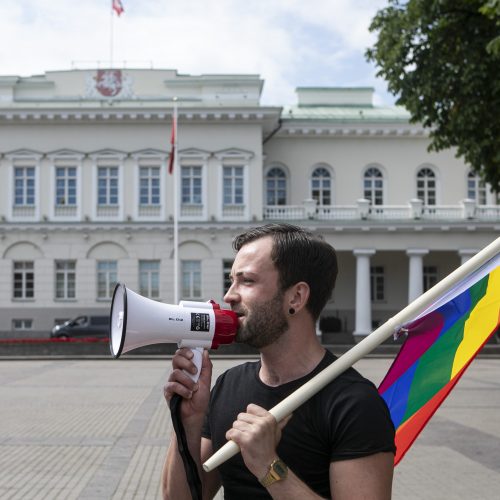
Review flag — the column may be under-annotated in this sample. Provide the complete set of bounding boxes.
[353,249,375,340]
[406,248,429,303]
[303,198,317,219]
[458,249,478,265]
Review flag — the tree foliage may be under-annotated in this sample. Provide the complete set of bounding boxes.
[366,0,500,193]
[480,0,500,54]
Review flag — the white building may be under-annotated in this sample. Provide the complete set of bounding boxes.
[0,68,498,338]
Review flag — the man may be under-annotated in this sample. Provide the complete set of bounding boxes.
[163,223,395,499]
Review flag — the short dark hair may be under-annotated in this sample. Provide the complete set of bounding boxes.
[232,223,338,320]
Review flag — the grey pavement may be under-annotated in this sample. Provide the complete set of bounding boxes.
[0,355,499,499]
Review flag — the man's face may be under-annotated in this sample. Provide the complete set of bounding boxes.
[224,236,289,349]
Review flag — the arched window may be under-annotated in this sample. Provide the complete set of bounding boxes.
[363,167,384,205]
[311,167,332,206]
[265,167,287,205]
[467,171,487,205]
[416,167,436,205]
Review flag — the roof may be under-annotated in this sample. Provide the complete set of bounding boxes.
[282,105,411,123]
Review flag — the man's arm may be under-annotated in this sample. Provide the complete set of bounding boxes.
[256,451,393,500]
[330,452,394,500]
[226,404,394,499]
[225,404,324,499]
[250,452,394,500]
[162,436,221,500]
[162,348,221,500]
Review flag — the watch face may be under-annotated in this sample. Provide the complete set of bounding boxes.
[260,459,288,487]
[273,460,287,477]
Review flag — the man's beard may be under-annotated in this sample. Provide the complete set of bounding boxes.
[235,291,289,349]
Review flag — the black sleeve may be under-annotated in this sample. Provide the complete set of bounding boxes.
[328,381,396,461]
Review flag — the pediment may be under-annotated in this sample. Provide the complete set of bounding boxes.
[88,148,128,159]
[4,148,44,159]
[130,148,168,159]
[46,148,85,159]
[178,148,211,159]
[213,148,254,160]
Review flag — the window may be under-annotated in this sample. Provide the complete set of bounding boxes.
[98,167,119,205]
[467,171,487,205]
[97,260,117,299]
[182,166,203,204]
[13,261,34,299]
[266,167,287,205]
[223,166,244,205]
[55,261,76,299]
[311,167,331,206]
[90,317,110,326]
[216,150,251,218]
[223,259,234,295]
[182,260,202,299]
[423,266,438,292]
[56,167,77,206]
[364,167,384,205]
[370,266,385,302]
[139,260,160,299]
[12,319,33,331]
[14,167,35,206]
[139,167,160,205]
[54,318,70,326]
[417,168,436,205]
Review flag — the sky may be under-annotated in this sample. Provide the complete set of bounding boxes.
[0,0,396,106]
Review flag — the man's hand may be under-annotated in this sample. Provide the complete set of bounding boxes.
[225,404,292,480]
[162,349,222,499]
[163,348,212,424]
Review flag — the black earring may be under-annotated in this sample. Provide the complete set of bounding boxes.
[289,307,295,315]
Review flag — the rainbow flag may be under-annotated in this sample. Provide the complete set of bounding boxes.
[378,255,500,465]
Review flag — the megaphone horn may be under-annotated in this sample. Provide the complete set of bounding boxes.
[109,283,238,363]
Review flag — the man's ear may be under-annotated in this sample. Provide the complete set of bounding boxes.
[286,281,310,313]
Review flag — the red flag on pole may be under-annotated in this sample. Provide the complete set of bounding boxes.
[112,0,124,16]
[168,114,177,175]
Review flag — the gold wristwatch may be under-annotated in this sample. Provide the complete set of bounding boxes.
[259,458,288,488]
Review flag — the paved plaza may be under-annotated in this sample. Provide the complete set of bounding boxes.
[0,354,499,499]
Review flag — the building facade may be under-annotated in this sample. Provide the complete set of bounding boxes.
[0,68,498,338]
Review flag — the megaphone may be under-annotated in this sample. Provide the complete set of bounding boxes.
[109,283,238,379]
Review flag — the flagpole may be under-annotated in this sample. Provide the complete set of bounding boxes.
[203,235,500,472]
[110,5,114,67]
[172,99,179,304]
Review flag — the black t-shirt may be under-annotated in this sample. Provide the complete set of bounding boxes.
[202,351,395,498]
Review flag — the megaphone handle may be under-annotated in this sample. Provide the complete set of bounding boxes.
[184,347,204,383]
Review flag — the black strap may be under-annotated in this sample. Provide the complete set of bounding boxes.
[169,393,203,500]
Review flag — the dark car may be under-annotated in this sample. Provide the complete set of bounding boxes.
[51,315,110,339]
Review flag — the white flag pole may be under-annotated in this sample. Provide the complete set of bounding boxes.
[203,235,500,472]
[172,99,179,304]
[110,4,114,68]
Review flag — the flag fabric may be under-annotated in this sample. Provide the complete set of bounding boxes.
[378,254,500,465]
[168,114,177,175]
[112,0,124,16]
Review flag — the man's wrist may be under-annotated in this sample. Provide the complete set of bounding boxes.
[259,457,288,488]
